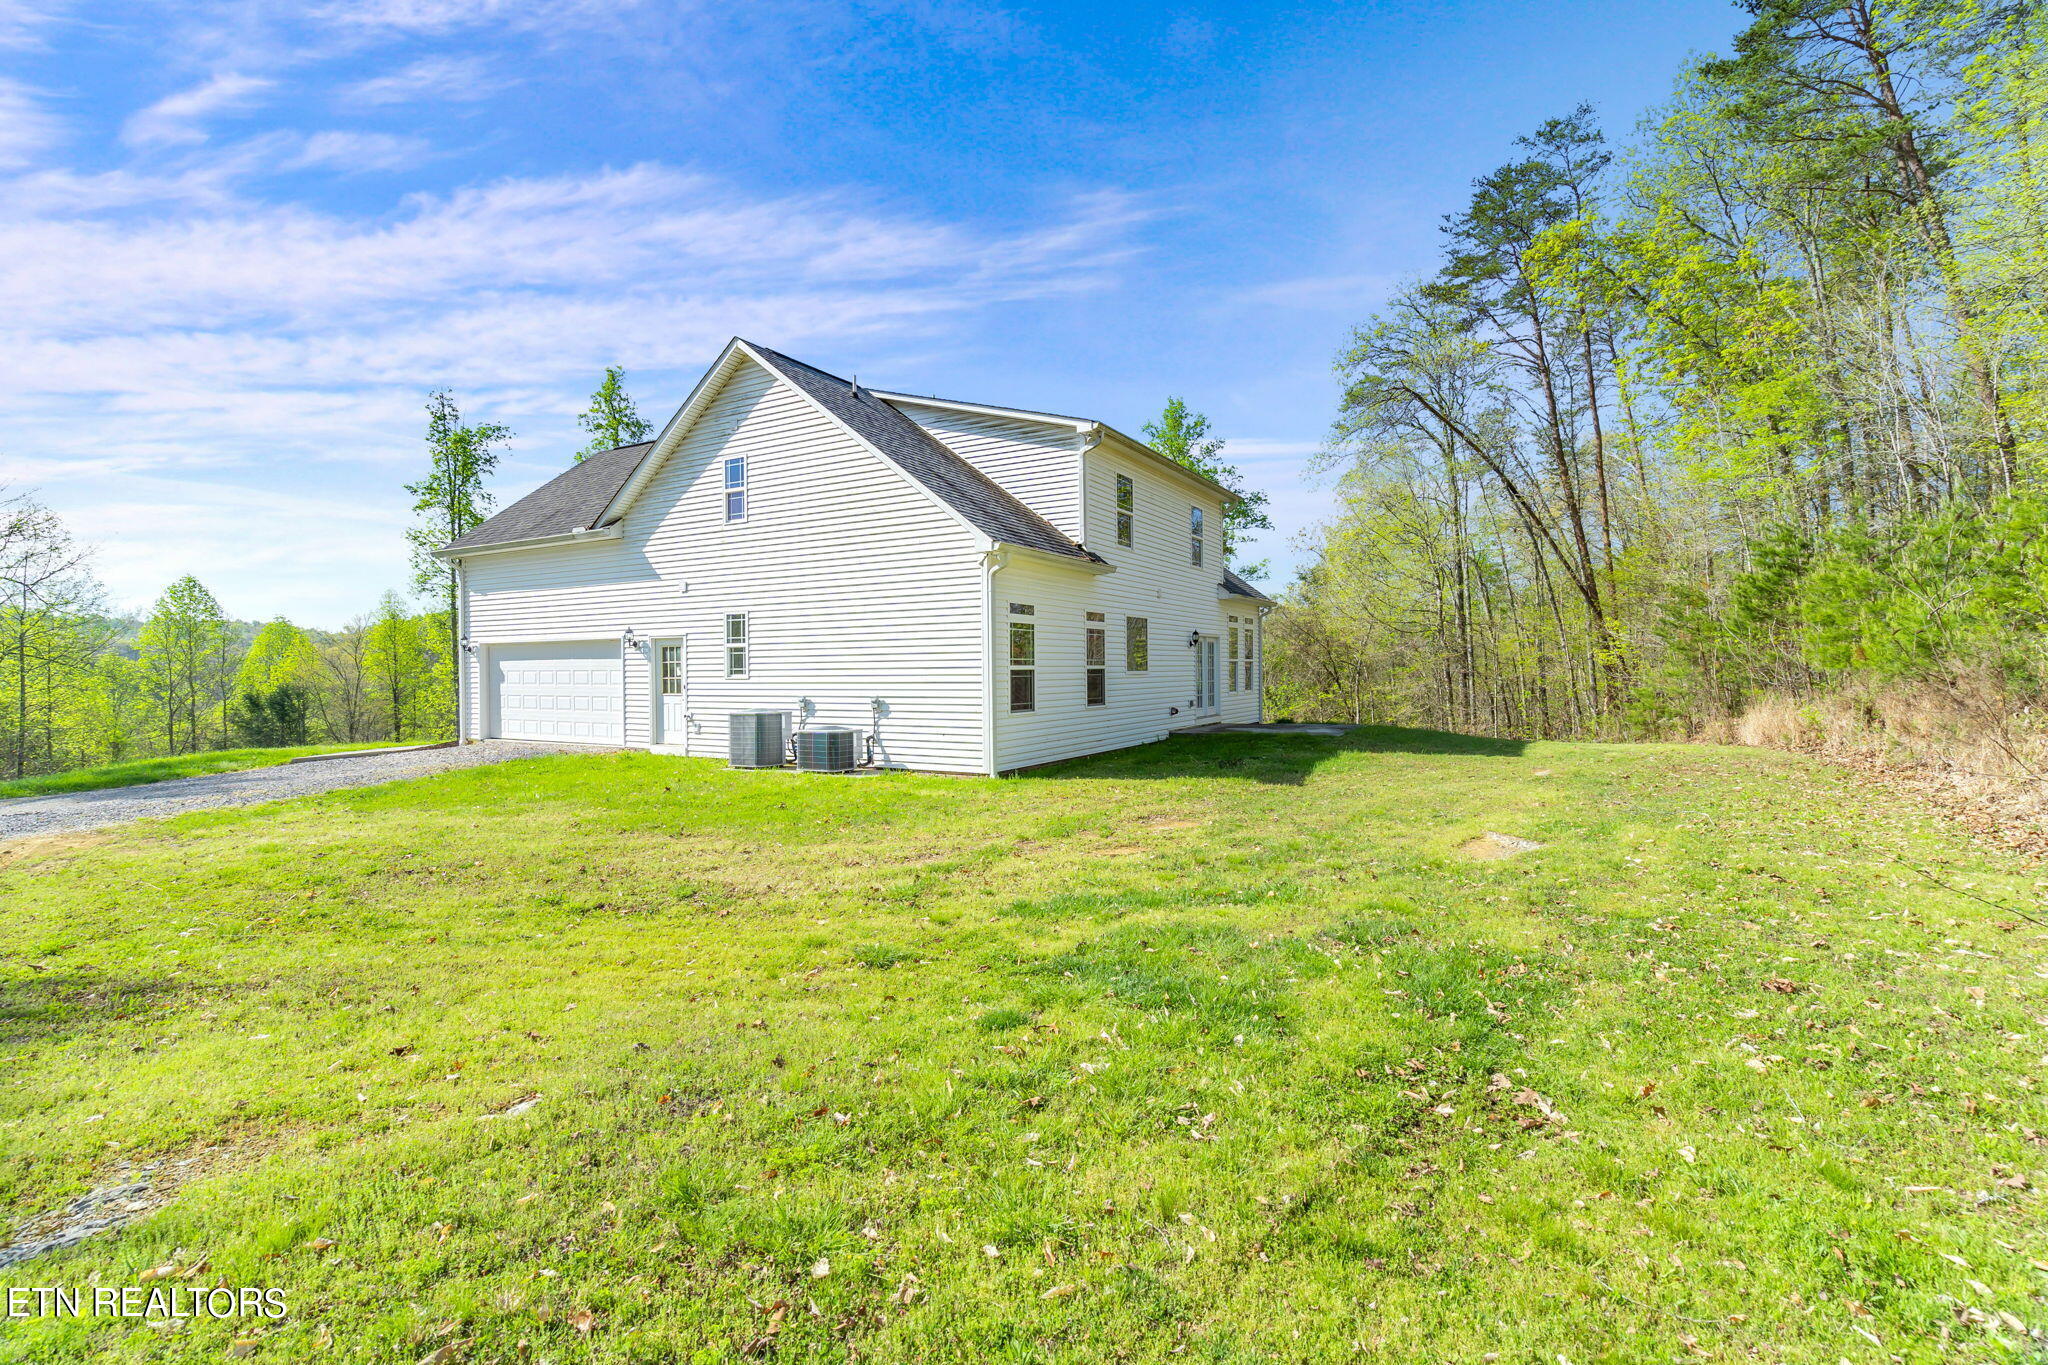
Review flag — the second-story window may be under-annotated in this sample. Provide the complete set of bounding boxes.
[1115,474,1134,547]
[724,456,747,522]
[1190,506,1204,567]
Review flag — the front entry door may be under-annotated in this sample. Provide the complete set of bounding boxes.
[655,639,688,744]
[1195,636,1220,715]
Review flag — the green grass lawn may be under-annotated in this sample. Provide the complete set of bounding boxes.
[1,728,2041,1363]
[0,744,411,799]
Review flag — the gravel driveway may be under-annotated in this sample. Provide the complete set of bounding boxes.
[0,741,591,842]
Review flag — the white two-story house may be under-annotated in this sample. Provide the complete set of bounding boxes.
[434,338,1270,775]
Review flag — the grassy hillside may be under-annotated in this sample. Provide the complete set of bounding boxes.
[0,744,408,799]
[0,729,2040,1362]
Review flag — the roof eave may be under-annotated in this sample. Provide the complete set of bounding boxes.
[1090,424,1242,506]
[999,542,1116,575]
[871,390,1092,432]
[434,524,624,560]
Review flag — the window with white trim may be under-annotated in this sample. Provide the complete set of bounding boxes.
[1008,620,1036,712]
[660,644,683,694]
[723,456,747,522]
[1115,474,1134,547]
[1190,506,1205,567]
[1085,623,1107,706]
[1228,619,1240,692]
[1126,617,1148,671]
[725,613,748,676]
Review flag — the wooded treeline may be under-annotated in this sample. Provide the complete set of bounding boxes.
[1268,0,2048,764]
[0,490,454,779]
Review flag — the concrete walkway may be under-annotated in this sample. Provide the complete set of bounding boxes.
[0,741,588,842]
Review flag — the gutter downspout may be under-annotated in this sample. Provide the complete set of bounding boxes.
[621,632,635,747]
[454,558,468,742]
[1255,604,1272,724]
[982,546,1008,777]
[1077,424,1103,544]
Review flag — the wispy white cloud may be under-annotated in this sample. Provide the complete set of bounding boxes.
[0,76,59,168]
[0,146,1143,617]
[339,54,501,106]
[1234,271,1398,311]
[121,73,273,149]
[284,129,434,171]
[310,0,650,37]
[0,0,65,50]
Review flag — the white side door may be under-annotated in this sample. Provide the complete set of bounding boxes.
[1195,636,1220,715]
[654,638,688,745]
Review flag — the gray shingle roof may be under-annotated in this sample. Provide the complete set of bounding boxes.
[1220,568,1272,602]
[442,442,651,552]
[440,342,1107,561]
[742,343,1098,562]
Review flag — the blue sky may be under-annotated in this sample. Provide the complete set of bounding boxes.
[1,0,1743,626]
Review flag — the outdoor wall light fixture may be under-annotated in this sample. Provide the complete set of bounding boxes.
[620,628,642,650]
[1186,631,1201,648]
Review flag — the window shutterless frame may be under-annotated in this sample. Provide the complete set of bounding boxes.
[1008,621,1035,712]
[723,456,747,522]
[1115,473,1134,547]
[1190,505,1204,567]
[1085,625,1106,706]
[1125,616,1148,671]
[724,613,748,676]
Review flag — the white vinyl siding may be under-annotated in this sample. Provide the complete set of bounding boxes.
[988,443,1256,770]
[460,355,988,772]
[888,401,1085,542]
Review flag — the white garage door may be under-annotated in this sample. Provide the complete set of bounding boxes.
[488,641,623,743]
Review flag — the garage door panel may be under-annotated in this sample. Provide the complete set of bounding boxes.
[488,641,622,742]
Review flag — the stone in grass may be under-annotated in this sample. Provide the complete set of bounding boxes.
[1460,831,1545,860]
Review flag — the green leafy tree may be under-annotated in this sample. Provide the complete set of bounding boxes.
[1703,0,2026,480]
[135,576,234,754]
[406,390,511,729]
[235,617,320,696]
[74,653,148,765]
[0,495,108,777]
[575,365,652,460]
[365,591,439,743]
[1141,398,1273,572]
